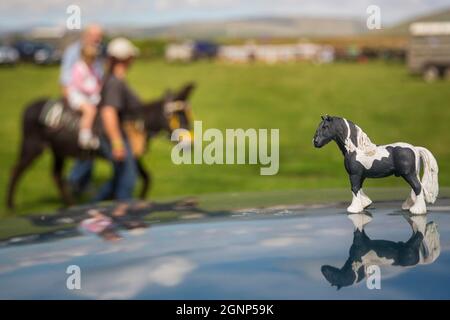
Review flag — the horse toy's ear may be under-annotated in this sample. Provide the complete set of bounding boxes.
[321,115,331,121]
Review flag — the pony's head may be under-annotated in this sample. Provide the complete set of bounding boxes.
[162,82,196,148]
[142,82,196,144]
[313,115,341,148]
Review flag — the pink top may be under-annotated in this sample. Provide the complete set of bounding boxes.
[81,216,113,234]
[69,60,101,104]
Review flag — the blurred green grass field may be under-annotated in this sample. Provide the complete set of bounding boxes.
[0,60,449,215]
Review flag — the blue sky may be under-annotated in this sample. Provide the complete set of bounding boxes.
[0,0,449,30]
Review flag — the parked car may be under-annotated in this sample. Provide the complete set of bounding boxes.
[165,42,194,62]
[14,40,61,65]
[192,41,218,60]
[33,45,61,65]
[166,40,218,62]
[0,195,448,299]
[0,45,19,65]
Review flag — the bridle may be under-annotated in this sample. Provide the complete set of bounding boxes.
[163,100,193,131]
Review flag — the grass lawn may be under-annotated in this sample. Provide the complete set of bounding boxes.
[0,60,449,216]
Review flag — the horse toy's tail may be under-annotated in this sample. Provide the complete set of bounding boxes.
[417,147,439,204]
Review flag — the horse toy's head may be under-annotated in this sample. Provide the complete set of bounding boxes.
[313,115,340,148]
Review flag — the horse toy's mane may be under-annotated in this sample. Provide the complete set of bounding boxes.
[342,118,378,156]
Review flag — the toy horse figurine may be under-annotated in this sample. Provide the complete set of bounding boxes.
[313,115,439,214]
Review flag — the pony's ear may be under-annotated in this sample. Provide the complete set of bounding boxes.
[186,81,196,89]
[321,115,332,121]
[164,89,174,102]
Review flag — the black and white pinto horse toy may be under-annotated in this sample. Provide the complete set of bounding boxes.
[313,115,439,214]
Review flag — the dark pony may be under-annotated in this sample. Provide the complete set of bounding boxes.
[313,115,438,214]
[7,82,196,209]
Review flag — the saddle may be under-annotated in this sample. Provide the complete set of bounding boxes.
[39,99,81,133]
[39,99,147,156]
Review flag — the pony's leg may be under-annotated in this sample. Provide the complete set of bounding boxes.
[7,139,44,209]
[136,158,152,200]
[402,173,426,214]
[52,152,74,206]
[402,189,416,210]
[347,174,364,213]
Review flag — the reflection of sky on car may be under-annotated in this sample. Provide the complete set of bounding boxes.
[0,203,450,299]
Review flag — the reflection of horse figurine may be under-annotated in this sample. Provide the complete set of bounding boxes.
[7,83,196,209]
[321,212,440,290]
[313,115,439,214]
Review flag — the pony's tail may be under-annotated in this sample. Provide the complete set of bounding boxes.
[417,147,439,203]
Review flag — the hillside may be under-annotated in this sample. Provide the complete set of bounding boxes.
[381,7,450,36]
[110,16,366,39]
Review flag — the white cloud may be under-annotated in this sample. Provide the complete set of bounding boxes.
[261,236,311,247]
[78,256,196,299]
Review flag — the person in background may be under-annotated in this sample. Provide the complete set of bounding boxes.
[61,24,104,94]
[60,24,104,195]
[94,37,140,201]
[67,43,101,149]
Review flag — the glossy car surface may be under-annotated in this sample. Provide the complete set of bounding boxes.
[0,195,449,299]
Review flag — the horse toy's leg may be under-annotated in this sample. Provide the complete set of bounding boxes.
[347,174,366,213]
[402,172,426,214]
[347,175,372,213]
[401,147,438,214]
[402,189,416,211]
[359,189,372,209]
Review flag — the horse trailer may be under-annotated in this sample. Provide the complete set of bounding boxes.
[408,22,450,81]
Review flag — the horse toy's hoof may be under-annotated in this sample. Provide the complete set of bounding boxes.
[347,204,364,213]
[409,202,428,215]
[402,197,415,210]
[409,207,427,215]
[313,115,439,215]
